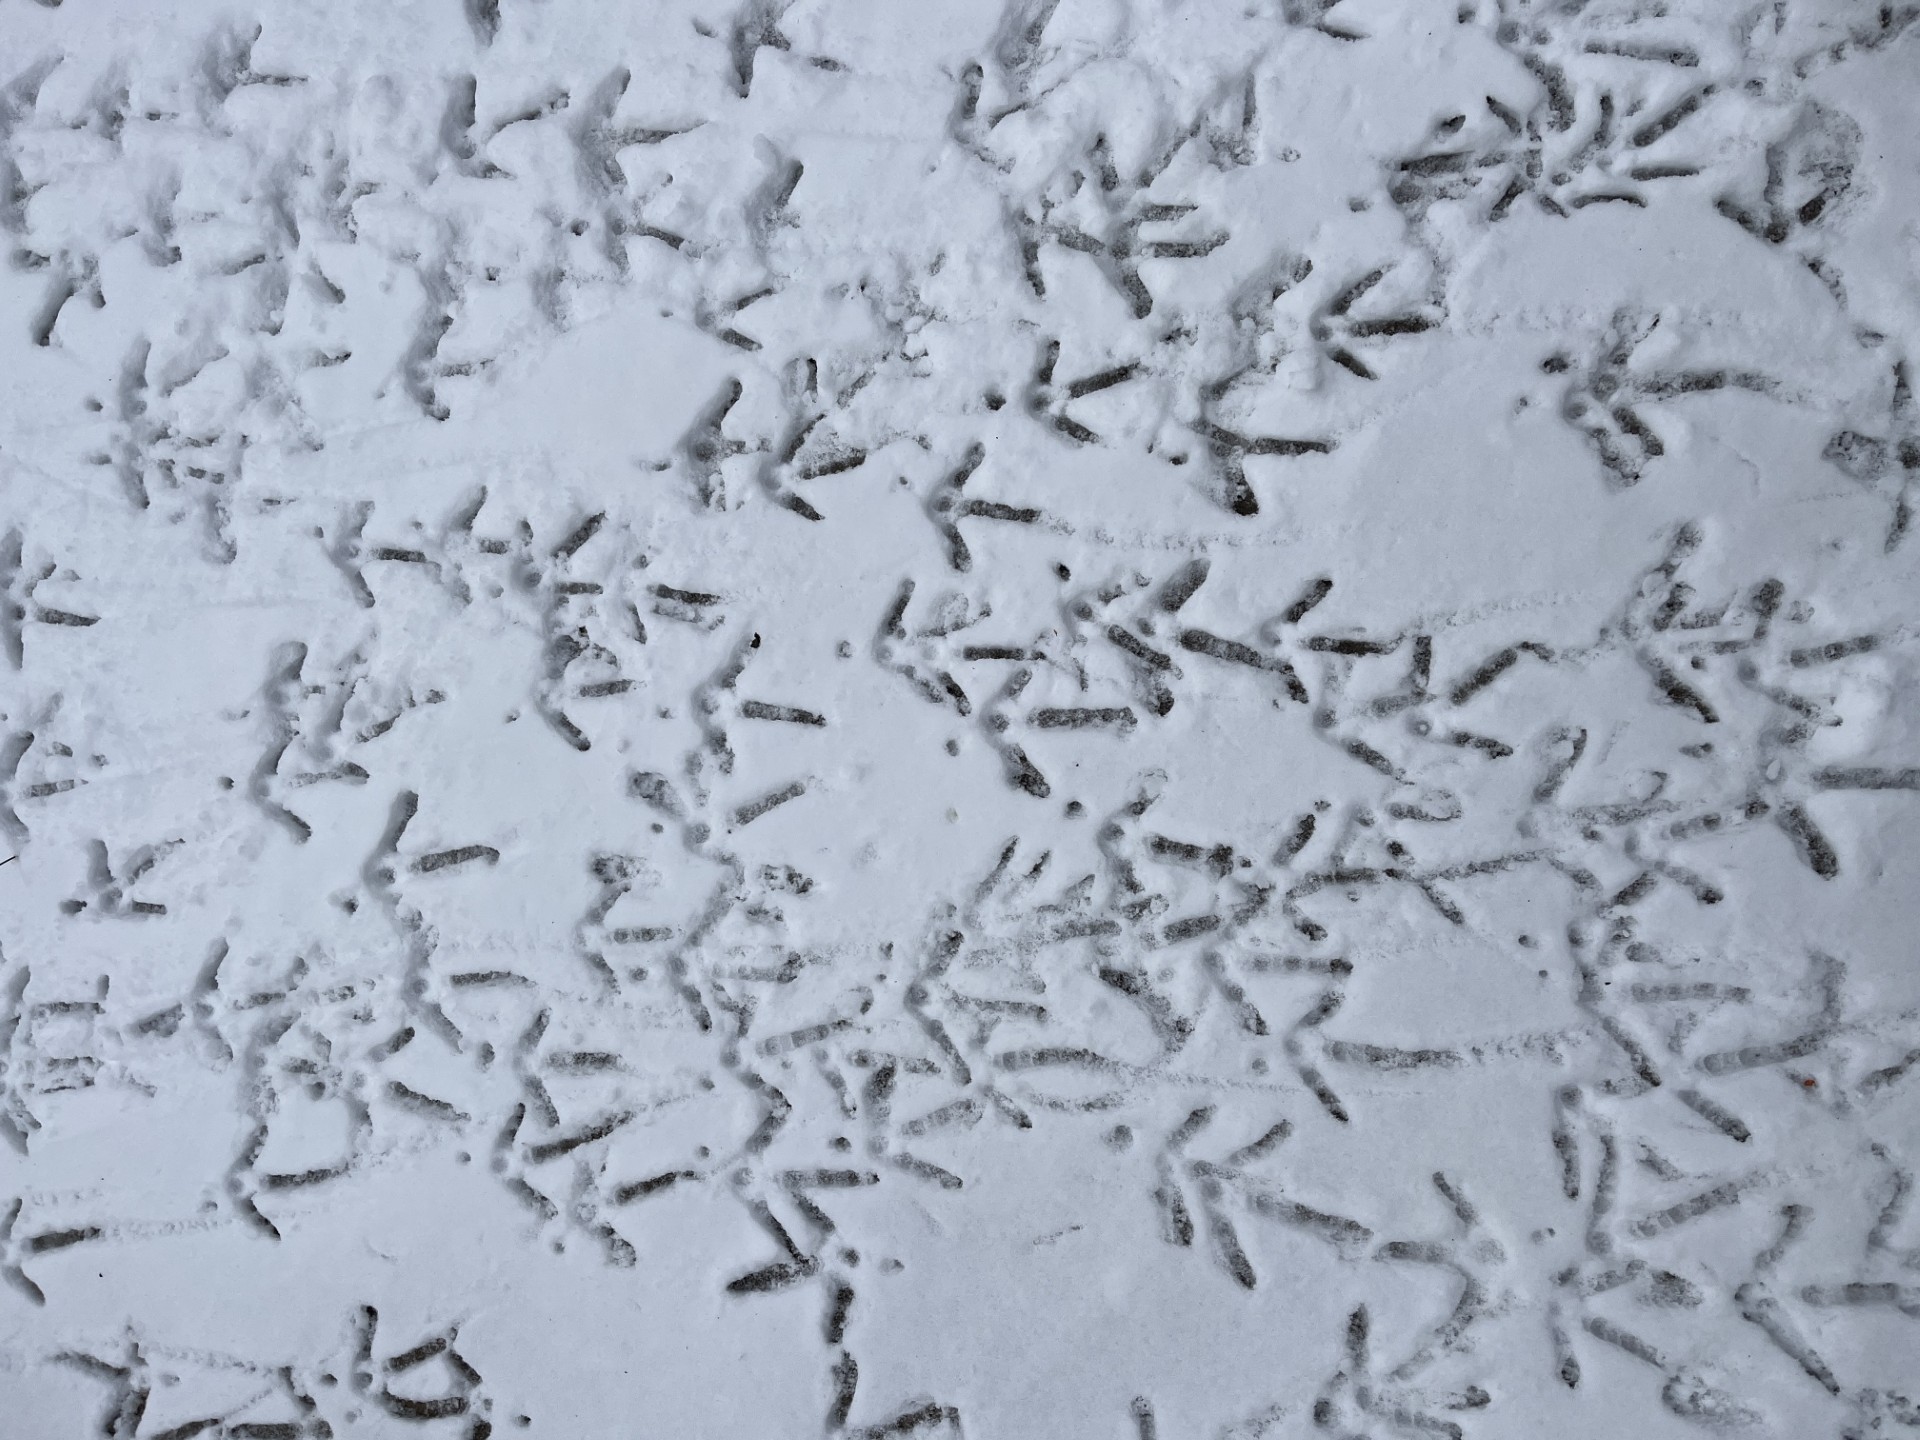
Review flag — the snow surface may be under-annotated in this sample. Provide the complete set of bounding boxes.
[2,0,1919,1435]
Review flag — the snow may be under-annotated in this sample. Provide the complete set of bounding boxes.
[2,1,1919,1436]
